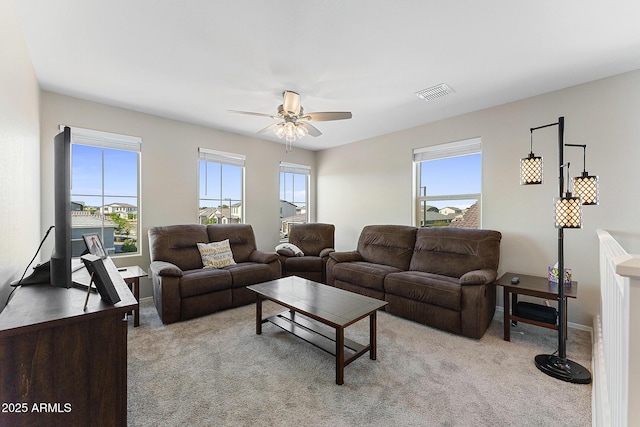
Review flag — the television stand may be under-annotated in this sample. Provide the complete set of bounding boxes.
[0,259,137,426]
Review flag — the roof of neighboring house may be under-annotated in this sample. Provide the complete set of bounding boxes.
[71,211,117,228]
[198,207,239,220]
[418,211,452,222]
[449,202,479,229]
[281,213,307,223]
[104,202,137,208]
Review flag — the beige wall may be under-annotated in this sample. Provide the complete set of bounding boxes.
[0,0,41,305]
[317,69,640,326]
[39,92,316,298]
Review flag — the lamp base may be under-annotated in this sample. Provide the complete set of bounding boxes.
[534,354,592,384]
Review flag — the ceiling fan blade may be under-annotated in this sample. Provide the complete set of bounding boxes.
[303,111,352,122]
[298,122,322,137]
[257,123,279,134]
[228,110,278,119]
[282,91,301,116]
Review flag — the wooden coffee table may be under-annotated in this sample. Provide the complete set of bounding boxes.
[247,276,388,385]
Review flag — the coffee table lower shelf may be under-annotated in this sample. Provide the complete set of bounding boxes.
[266,311,370,365]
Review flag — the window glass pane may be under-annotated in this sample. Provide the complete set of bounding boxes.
[419,154,481,196]
[104,150,138,196]
[416,148,481,229]
[221,163,242,201]
[71,144,102,196]
[199,161,221,201]
[71,141,140,257]
[280,171,308,240]
[198,159,243,225]
[417,198,479,228]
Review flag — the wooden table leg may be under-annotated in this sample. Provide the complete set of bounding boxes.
[503,287,510,341]
[336,327,344,385]
[370,311,377,360]
[256,296,263,335]
[124,277,140,327]
[132,278,139,327]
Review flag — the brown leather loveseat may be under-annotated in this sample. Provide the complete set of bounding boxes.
[326,225,501,338]
[148,223,280,324]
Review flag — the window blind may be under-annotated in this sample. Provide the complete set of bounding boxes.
[198,147,246,166]
[280,162,311,175]
[413,137,481,162]
[61,125,141,152]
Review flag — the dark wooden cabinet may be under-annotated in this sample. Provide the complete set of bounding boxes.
[0,260,137,427]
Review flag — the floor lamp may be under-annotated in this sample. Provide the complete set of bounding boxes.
[520,116,593,384]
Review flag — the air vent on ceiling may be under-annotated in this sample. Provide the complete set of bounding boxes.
[415,83,454,101]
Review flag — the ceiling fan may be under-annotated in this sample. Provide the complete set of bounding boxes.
[229,91,352,151]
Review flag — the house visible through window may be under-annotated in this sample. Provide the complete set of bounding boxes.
[414,138,482,228]
[68,126,141,257]
[198,148,245,225]
[280,162,310,240]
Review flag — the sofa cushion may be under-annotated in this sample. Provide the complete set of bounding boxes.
[148,224,209,271]
[207,224,257,263]
[332,261,402,292]
[225,262,277,288]
[384,271,462,311]
[357,225,417,270]
[284,256,323,273]
[409,228,501,278]
[179,268,232,298]
[197,240,237,269]
[288,223,335,257]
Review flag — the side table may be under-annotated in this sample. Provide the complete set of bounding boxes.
[495,272,578,341]
[118,265,147,327]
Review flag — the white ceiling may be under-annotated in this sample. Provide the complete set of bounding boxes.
[13,0,640,151]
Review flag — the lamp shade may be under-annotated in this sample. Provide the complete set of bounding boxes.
[520,153,543,185]
[554,194,583,228]
[573,172,599,205]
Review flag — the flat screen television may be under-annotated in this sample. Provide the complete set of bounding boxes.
[50,126,72,288]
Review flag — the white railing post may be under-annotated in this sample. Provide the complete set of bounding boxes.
[596,229,640,427]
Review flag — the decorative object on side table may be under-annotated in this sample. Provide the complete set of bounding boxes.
[519,116,596,384]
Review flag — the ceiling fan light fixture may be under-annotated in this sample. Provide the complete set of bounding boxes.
[415,83,454,102]
[274,123,285,139]
[295,124,308,138]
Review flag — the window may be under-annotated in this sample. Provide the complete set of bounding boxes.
[68,126,141,257]
[198,148,245,225]
[414,138,481,228]
[279,162,310,240]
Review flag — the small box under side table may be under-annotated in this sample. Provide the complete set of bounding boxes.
[118,266,147,327]
[495,272,578,341]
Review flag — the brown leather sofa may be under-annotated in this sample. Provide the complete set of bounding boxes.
[148,223,280,324]
[278,223,335,283]
[326,225,501,339]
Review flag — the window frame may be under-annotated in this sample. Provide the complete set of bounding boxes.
[197,148,246,225]
[413,138,482,228]
[279,162,310,240]
[66,125,142,257]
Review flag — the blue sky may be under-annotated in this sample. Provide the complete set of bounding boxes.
[71,145,138,207]
[419,153,481,209]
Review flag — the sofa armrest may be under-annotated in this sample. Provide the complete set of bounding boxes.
[249,250,279,264]
[329,251,363,263]
[150,260,183,277]
[459,269,497,286]
[319,248,335,258]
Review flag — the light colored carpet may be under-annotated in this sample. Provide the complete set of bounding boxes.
[127,299,592,427]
